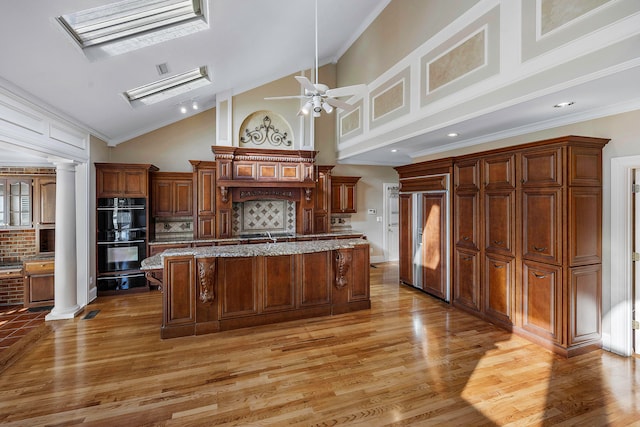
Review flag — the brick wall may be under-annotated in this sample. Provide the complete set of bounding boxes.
[0,229,36,305]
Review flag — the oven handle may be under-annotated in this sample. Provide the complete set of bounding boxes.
[97,273,146,280]
[97,240,146,245]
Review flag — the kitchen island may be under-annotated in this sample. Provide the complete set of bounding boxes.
[141,238,370,338]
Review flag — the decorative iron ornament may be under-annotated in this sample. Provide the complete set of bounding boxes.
[241,116,292,147]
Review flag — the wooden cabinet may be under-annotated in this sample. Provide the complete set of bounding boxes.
[331,176,360,213]
[151,172,193,217]
[23,259,54,308]
[397,135,608,356]
[96,163,158,198]
[313,166,333,233]
[190,161,216,239]
[34,177,56,254]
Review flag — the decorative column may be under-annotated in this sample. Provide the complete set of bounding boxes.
[46,160,83,320]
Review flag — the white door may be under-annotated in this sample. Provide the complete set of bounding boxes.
[384,183,400,262]
[634,169,640,354]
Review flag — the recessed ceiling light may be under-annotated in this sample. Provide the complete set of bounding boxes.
[553,101,575,108]
[180,105,187,114]
[391,149,398,153]
[447,132,459,137]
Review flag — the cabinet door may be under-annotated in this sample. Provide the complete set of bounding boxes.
[299,251,331,307]
[398,194,413,285]
[331,183,342,212]
[173,180,193,216]
[522,188,562,264]
[522,260,562,344]
[483,154,515,190]
[484,253,514,327]
[420,192,448,300]
[454,158,480,191]
[568,187,601,266]
[122,169,148,197]
[484,189,514,256]
[96,169,121,197]
[342,183,357,213]
[262,255,296,312]
[218,257,259,318]
[152,180,173,217]
[454,191,479,250]
[8,179,32,227]
[349,245,370,302]
[197,168,216,216]
[36,178,56,226]
[453,248,480,313]
[26,274,55,306]
[521,147,562,187]
[568,264,601,347]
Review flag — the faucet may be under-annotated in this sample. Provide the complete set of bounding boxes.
[266,231,277,243]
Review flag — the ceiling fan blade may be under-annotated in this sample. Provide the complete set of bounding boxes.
[264,95,306,100]
[325,84,367,98]
[325,97,357,112]
[295,76,318,94]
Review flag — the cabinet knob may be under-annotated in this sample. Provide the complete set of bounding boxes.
[533,245,547,252]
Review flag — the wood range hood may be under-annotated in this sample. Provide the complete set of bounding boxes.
[211,147,318,237]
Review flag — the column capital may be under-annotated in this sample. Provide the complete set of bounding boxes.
[48,158,78,171]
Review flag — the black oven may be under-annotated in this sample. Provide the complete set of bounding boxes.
[97,198,147,242]
[97,272,147,292]
[97,240,146,273]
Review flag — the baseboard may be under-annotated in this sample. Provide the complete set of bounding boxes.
[370,255,386,264]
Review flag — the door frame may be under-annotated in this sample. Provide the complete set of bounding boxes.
[610,155,640,356]
[382,183,400,262]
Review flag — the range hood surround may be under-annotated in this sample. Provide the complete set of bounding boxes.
[212,147,317,238]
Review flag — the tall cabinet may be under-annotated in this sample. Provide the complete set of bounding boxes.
[397,136,608,357]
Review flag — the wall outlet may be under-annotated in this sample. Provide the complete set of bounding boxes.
[367,208,376,214]
[376,216,382,222]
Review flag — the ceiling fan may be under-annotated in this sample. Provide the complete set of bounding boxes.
[265,0,366,117]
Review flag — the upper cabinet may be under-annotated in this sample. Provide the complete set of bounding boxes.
[314,166,333,233]
[331,176,360,213]
[34,177,56,254]
[96,163,158,198]
[0,178,32,228]
[151,172,193,217]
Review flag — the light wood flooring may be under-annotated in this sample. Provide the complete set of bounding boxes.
[0,263,639,426]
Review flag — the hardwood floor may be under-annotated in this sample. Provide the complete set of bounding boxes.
[0,263,638,426]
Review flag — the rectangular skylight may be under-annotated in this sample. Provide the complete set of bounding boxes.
[58,0,203,47]
[124,66,210,106]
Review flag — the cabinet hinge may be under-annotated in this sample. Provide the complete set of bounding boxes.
[633,183,640,193]
[633,320,640,330]
[633,252,640,262]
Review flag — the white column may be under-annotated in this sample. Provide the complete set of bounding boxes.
[46,161,83,320]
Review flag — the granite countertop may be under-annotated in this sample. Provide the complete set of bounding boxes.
[148,231,364,246]
[141,237,368,270]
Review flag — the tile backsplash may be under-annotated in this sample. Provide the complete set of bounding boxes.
[232,200,295,235]
[154,217,193,240]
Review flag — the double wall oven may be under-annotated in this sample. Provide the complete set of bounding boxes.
[97,198,148,292]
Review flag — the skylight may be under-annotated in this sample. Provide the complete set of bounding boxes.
[57,0,207,59]
[124,66,210,107]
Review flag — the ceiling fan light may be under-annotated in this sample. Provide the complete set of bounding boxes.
[301,101,312,115]
[313,97,322,113]
[322,102,333,114]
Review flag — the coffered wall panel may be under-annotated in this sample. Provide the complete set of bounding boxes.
[370,68,411,130]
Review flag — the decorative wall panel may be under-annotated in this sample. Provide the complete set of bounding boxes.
[522,0,637,60]
[339,100,363,142]
[420,7,500,106]
[428,30,485,92]
[370,68,410,129]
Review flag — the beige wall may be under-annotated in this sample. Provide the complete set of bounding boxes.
[337,0,480,86]
[109,109,216,172]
